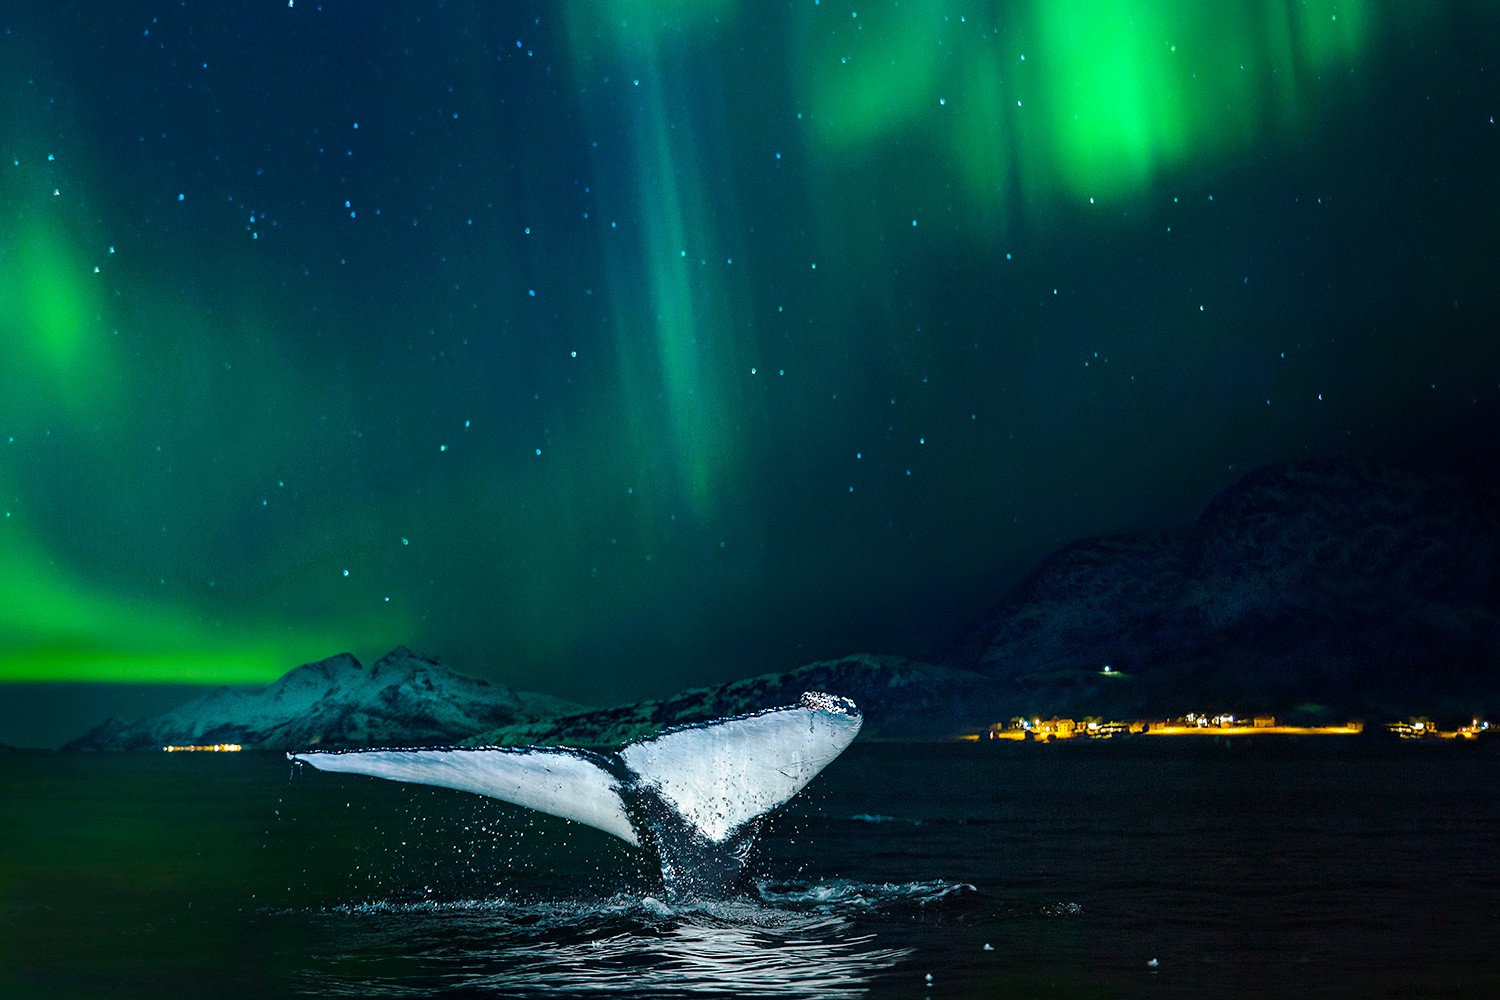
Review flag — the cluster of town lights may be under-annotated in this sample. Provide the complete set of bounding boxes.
[974,715,1491,742]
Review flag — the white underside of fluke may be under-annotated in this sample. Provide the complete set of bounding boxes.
[288,692,862,849]
[290,744,640,844]
[619,698,861,843]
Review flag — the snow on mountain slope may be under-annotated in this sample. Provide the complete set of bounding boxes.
[63,647,584,751]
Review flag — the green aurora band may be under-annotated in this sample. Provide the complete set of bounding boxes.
[0,0,1485,686]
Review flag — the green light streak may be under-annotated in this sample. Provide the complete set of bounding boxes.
[634,68,742,516]
[564,9,752,520]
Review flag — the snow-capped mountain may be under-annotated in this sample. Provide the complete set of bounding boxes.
[63,647,583,751]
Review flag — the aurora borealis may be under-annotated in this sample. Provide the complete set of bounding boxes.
[2,2,1498,743]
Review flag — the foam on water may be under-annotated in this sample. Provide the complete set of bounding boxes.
[304,876,974,924]
[755,876,977,912]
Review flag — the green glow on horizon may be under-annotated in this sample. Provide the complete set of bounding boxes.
[0,531,405,685]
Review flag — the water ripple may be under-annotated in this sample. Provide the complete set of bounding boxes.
[289,881,963,997]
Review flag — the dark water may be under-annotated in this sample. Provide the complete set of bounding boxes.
[3,741,1497,998]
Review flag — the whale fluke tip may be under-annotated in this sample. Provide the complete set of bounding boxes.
[799,691,859,716]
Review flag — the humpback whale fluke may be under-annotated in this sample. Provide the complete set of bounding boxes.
[288,691,862,898]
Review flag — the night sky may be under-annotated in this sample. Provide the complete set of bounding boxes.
[3,2,1498,746]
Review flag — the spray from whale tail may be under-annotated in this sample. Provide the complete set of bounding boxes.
[288,691,862,898]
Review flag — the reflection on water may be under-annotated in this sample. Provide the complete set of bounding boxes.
[292,882,952,998]
[484,920,892,999]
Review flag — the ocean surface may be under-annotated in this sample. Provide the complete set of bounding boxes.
[3,740,1497,999]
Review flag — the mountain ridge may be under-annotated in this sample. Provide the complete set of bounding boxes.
[62,646,583,751]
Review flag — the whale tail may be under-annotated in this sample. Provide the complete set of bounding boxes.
[288,691,862,898]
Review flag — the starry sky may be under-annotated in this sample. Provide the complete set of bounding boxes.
[2,1,1498,745]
